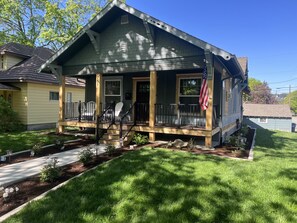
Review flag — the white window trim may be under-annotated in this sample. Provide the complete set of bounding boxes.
[177,74,202,101]
[103,76,123,106]
[259,117,268,123]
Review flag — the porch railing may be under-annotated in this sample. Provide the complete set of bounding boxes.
[65,101,96,121]
[155,104,206,128]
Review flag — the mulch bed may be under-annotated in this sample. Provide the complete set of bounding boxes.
[0,148,130,217]
[0,138,94,167]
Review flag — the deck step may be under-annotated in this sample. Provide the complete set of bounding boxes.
[100,130,135,147]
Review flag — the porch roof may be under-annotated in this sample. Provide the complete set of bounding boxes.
[40,0,244,79]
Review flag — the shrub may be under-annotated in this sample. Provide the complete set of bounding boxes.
[0,97,24,132]
[106,144,116,156]
[132,133,149,146]
[78,147,93,165]
[40,157,61,183]
[31,142,43,155]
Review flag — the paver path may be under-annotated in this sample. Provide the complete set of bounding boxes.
[0,144,106,187]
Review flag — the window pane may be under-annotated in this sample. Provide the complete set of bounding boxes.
[49,92,59,101]
[180,78,200,96]
[105,81,121,95]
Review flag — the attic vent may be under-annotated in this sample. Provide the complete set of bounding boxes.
[121,15,129,24]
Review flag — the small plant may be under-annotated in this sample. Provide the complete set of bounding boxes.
[78,147,93,166]
[106,144,116,156]
[132,133,149,146]
[55,139,65,150]
[1,186,20,202]
[31,142,43,156]
[40,157,61,183]
[225,135,246,150]
[240,124,249,137]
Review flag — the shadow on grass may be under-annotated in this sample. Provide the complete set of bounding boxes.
[7,148,294,223]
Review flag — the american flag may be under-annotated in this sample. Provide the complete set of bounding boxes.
[199,66,209,111]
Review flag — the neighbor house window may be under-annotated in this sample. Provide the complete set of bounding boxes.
[49,91,59,101]
[259,117,267,123]
[104,79,122,106]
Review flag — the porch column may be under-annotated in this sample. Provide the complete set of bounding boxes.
[205,51,214,147]
[96,73,102,116]
[58,75,65,133]
[149,70,157,141]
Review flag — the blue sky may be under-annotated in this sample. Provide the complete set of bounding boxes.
[127,0,297,94]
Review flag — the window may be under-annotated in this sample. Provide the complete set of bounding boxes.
[177,74,202,114]
[66,92,72,103]
[259,117,268,123]
[178,76,201,105]
[104,79,122,106]
[49,91,59,101]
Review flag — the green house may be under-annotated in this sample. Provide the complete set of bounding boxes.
[40,0,248,148]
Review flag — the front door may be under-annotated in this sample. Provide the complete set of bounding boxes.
[136,81,150,123]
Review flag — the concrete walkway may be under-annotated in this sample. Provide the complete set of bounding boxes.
[0,144,107,187]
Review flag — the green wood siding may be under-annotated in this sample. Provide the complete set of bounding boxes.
[63,14,204,75]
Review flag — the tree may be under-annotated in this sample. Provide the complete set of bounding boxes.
[284,90,297,114]
[0,0,124,49]
[249,81,277,104]
[248,77,262,92]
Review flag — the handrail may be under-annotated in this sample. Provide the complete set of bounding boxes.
[119,102,136,147]
[95,102,115,144]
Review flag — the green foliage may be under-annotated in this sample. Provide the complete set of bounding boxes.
[32,142,44,155]
[0,0,126,49]
[0,97,24,133]
[78,147,93,165]
[40,157,61,183]
[284,90,297,114]
[248,77,262,92]
[106,144,116,156]
[132,133,149,146]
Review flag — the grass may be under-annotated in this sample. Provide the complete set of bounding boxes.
[0,130,77,155]
[3,129,297,222]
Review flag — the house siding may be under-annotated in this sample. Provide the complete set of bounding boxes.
[243,117,292,132]
[26,83,85,125]
[63,14,204,75]
[10,83,29,125]
[6,55,23,69]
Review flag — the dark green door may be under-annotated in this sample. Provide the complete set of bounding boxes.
[136,81,150,123]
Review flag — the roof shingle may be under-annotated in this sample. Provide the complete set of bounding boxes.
[243,103,292,118]
[0,43,85,87]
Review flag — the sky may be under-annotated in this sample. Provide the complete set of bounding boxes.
[126,0,297,94]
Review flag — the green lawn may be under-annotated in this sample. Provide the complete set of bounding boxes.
[0,130,77,155]
[4,129,297,223]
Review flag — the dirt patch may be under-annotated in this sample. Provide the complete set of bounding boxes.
[0,148,131,217]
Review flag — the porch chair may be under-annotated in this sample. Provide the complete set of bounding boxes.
[114,102,124,121]
[82,101,96,121]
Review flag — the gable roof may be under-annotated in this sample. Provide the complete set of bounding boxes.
[0,42,34,58]
[40,0,244,78]
[243,103,292,118]
[0,43,85,87]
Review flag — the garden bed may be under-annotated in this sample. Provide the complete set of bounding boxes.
[0,148,130,218]
[160,127,256,160]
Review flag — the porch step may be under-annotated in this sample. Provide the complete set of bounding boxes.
[99,130,135,147]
